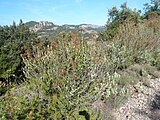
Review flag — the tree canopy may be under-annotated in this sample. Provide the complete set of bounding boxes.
[99,3,140,41]
[143,0,160,19]
[0,20,37,82]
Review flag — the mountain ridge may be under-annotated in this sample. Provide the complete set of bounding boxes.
[25,21,105,39]
[25,21,105,29]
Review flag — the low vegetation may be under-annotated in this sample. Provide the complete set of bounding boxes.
[0,0,160,119]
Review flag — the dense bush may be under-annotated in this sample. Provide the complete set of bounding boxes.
[98,3,140,41]
[104,19,159,67]
[1,17,160,119]
[1,1,160,119]
[0,31,131,119]
[143,0,160,19]
[0,20,37,83]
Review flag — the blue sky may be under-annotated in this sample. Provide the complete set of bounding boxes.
[0,0,150,26]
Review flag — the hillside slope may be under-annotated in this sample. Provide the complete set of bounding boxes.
[25,21,105,39]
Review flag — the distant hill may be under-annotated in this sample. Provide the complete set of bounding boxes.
[25,21,105,39]
[25,21,39,28]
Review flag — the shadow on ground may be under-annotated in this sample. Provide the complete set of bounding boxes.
[134,92,160,120]
[149,92,160,120]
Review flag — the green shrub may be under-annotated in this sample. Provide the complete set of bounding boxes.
[0,33,108,119]
[2,17,160,119]
[0,20,38,89]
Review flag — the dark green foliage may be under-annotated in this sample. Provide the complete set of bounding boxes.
[99,2,140,41]
[0,20,37,84]
[143,0,160,19]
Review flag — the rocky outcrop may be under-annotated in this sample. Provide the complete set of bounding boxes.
[29,21,58,32]
[26,21,105,33]
[79,24,105,29]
